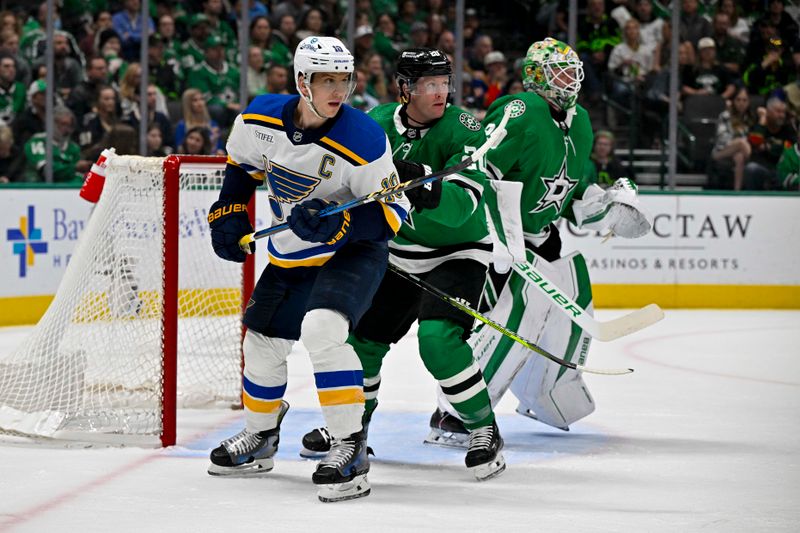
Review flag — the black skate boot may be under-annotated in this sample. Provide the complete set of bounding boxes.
[424,408,469,448]
[207,401,289,476]
[312,430,371,503]
[465,420,506,481]
[300,403,376,459]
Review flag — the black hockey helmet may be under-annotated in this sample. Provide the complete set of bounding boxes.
[396,48,453,103]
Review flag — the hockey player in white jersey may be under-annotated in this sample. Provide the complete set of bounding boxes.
[206,36,409,502]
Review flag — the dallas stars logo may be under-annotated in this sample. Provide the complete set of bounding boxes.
[530,159,577,214]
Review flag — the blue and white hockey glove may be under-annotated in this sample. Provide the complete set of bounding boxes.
[288,198,351,245]
[394,159,440,212]
[208,200,254,262]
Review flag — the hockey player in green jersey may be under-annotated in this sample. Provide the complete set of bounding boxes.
[301,48,506,481]
[429,38,653,443]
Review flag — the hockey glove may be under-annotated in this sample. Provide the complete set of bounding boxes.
[288,198,351,245]
[208,200,254,262]
[394,159,440,212]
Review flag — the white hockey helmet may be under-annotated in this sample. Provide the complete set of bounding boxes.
[294,36,355,117]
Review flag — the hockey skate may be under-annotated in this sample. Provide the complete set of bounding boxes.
[300,404,375,459]
[465,421,506,481]
[312,430,371,503]
[424,408,469,448]
[207,401,289,476]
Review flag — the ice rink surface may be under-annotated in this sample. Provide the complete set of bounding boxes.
[0,309,798,532]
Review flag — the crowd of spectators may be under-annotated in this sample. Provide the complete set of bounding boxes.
[0,0,796,191]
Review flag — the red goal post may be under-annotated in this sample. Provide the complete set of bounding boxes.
[0,154,253,447]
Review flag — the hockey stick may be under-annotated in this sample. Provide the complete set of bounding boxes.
[237,105,514,252]
[387,264,633,376]
[510,259,664,341]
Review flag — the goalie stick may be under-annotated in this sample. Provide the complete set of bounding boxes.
[511,259,664,342]
[387,264,633,376]
[238,104,514,252]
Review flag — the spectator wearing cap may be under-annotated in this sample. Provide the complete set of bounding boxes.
[711,12,746,77]
[682,37,735,99]
[608,18,655,105]
[187,34,241,128]
[0,53,25,128]
[13,79,48,147]
[31,31,84,100]
[111,0,155,62]
[482,51,508,109]
[202,0,236,54]
[249,16,291,68]
[23,105,90,183]
[65,56,109,126]
[408,21,429,48]
[744,97,797,189]
[98,28,128,82]
[147,33,181,101]
[354,24,376,63]
[0,29,31,87]
[584,130,630,187]
[181,13,212,71]
[743,37,794,96]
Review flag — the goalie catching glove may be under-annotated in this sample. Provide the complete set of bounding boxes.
[288,198,351,245]
[571,178,652,238]
[208,200,254,262]
[393,159,441,212]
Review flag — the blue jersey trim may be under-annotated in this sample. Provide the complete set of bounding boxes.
[243,375,287,400]
[314,370,364,389]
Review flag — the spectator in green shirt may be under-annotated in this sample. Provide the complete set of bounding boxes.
[23,106,91,183]
[777,130,799,190]
[186,34,241,128]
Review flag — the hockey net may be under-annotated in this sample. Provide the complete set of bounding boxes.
[0,155,250,446]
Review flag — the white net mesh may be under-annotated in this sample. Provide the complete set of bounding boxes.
[0,156,243,444]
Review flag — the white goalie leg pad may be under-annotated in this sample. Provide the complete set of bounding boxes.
[300,309,364,439]
[242,330,293,432]
[509,252,596,429]
[436,252,596,429]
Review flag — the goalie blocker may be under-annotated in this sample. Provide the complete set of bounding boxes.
[435,248,596,433]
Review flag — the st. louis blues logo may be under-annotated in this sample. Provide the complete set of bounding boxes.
[264,156,321,220]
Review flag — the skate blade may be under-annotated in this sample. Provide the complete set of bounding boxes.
[299,447,328,459]
[516,407,570,431]
[207,457,275,477]
[317,474,370,503]
[424,428,469,449]
[468,453,506,482]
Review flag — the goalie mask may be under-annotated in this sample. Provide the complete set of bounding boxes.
[522,38,584,111]
[396,48,454,104]
[294,36,356,118]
